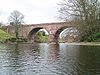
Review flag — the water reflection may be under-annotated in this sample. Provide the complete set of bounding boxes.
[1,43,42,75]
[7,44,22,74]
[77,46,100,75]
[0,43,100,75]
[48,43,59,61]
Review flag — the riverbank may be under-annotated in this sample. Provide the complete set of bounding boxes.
[5,41,100,46]
[0,29,15,43]
[65,42,100,46]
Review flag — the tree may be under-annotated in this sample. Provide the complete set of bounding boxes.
[8,10,24,39]
[0,22,3,26]
[58,0,100,41]
[0,21,5,26]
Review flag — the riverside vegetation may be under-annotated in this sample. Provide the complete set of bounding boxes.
[0,29,48,43]
[0,29,15,43]
[0,28,100,44]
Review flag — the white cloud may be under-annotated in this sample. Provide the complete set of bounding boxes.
[0,0,61,24]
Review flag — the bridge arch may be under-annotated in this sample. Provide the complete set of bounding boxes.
[28,27,49,40]
[53,26,77,42]
[55,26,68,39]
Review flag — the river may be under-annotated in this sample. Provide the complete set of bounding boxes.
[0,43,100,75]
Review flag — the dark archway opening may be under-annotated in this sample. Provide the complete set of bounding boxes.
[28,27,49,42]
[55,27,78,43]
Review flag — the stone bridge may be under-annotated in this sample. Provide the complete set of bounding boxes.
[1,22,75,42]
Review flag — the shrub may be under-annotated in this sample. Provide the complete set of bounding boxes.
[87,32,100,42]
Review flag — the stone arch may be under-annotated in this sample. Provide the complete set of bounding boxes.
[55,26,68,40]
[48,26,68,43]
[54,26,77,42]
[28,27,48,40]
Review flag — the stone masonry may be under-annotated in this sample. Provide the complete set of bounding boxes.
[0,22,75,42]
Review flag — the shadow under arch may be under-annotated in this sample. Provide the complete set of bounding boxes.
[54,26,77,42]
[28,27,48,40]
[55,26,69,41]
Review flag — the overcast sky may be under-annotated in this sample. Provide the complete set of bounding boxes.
[0,0,62,24]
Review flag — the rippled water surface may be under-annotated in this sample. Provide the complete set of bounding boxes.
[0,43,100,75]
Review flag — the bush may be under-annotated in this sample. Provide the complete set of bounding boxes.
[8,38,27,42]
[87,32,100,42]
[35,31,48,42]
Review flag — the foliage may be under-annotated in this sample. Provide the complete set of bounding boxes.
[58,0,100,41]
[0,29,15,42]
[8,10,24,39]
[35,31,48,42]
[87,32,100,42]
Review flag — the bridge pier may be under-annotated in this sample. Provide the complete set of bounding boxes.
[49,34,58,43]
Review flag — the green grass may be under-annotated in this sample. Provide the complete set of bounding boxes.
[82,42,100,44]
[0,29,15,42]
[39,36,48,42]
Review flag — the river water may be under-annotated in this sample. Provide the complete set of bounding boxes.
[0,43,100,75]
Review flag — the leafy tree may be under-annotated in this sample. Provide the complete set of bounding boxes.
[58,0,100,41]
[8,10,24,39]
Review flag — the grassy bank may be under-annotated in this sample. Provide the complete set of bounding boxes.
[0,29,14,42]
[64,42,100,46]
[80,42,100,45]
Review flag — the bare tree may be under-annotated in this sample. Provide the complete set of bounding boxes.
[0,22,3,26]
[8,10,24,39]
[58,0,100,41]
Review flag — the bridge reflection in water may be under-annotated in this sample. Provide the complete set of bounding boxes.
[47,43,59,61]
